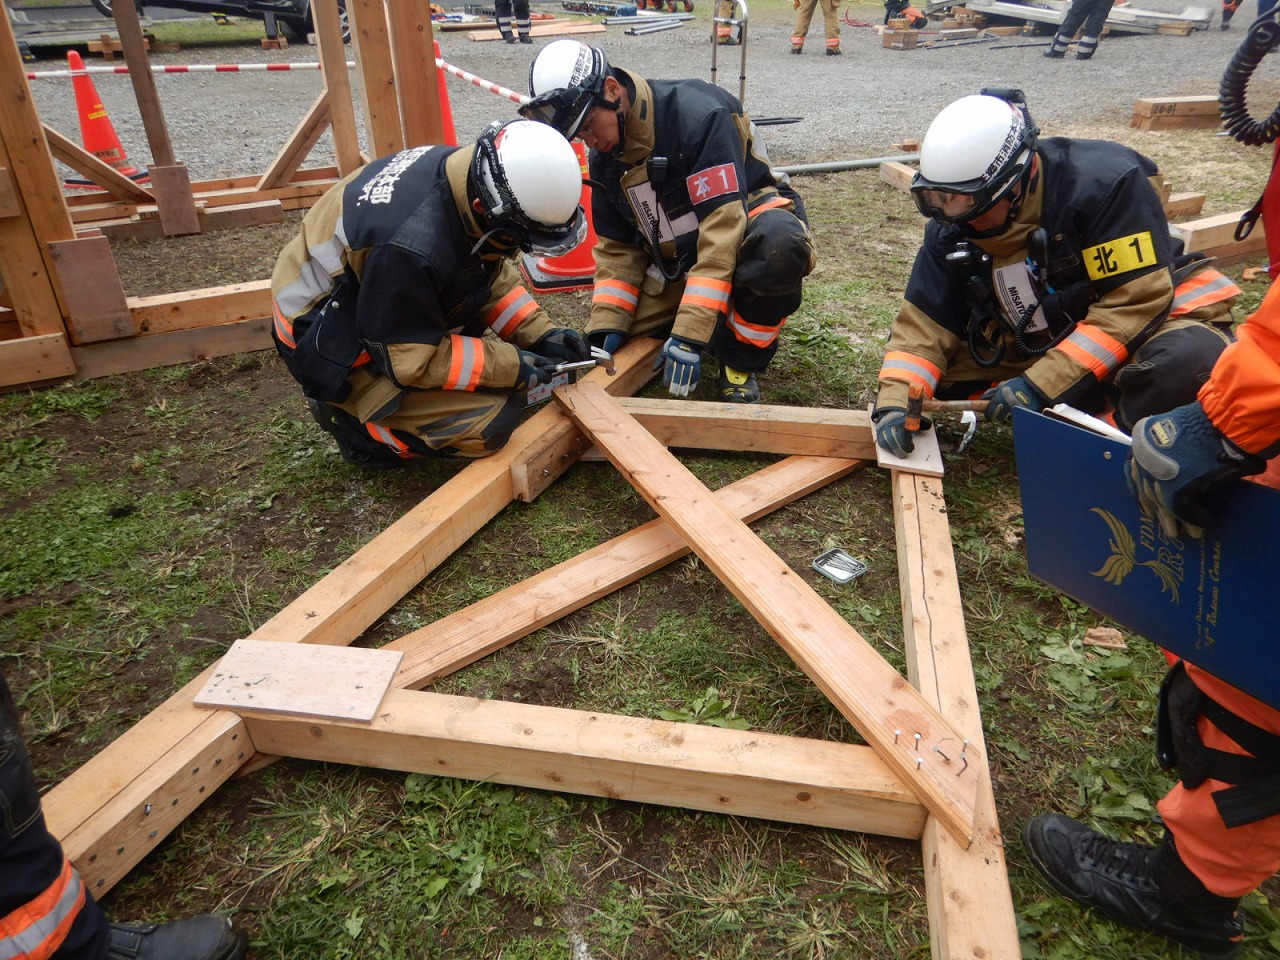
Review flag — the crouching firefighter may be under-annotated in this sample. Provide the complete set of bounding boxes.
[872,88,1241,457]
[270,119,592,469]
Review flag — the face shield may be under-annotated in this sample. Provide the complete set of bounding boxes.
[523,208,588,257]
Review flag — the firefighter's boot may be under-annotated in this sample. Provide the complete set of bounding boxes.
[718,365,760,403]
[1075,34,1099,59]
[790,39,803,54]
[107,916,246,960]
[1044,31,1070,57]
[1024,814,1245,960]
[306,398,405,469]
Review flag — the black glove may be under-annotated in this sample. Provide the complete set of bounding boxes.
[588,331,627,356]
[656,336,702,398]
[982,375,1047,423]
[1127,402,1264,539]
[532,328,591,364]
[514,350,558,391]
[872,406,915,457]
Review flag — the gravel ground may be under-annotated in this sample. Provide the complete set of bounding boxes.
[24,0,1280,179]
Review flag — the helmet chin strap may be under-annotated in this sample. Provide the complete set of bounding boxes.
[960,165,1038,240]
[607,99,627,158]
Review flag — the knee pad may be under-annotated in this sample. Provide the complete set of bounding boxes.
[1112,323,1231,432]
[732,209,816,325]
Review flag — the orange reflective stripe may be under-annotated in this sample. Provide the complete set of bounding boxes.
[1170,270,1243,316]
[749,196,791,217]
[485,287,537,340]
[1057,324,1128,379]
[727,310,782,347]
[680,275,732,312]
[878,350,941,392]
[444,334,484,391]
[271,301,296,350]
[0,858,85,960]
[352,351,372,368]
[592,278,640,315]
[364,422,410,458]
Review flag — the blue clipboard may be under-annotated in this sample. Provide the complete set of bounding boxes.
[1013,408,1278,708]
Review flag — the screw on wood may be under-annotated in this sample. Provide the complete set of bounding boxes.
[913,732,921,751]
[957,755,969,777]
[893,729,901,744]
[933,746,950,762]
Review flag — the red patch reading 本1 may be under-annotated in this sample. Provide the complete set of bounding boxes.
[686,162,739,204]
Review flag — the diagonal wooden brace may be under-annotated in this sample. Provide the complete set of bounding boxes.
[555,382,981,847]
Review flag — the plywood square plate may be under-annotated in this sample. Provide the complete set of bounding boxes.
[195,639,402,722]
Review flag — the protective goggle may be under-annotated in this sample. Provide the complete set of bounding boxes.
[909,148,1033,225]
[518,87,600,141]
[523,209,588,257]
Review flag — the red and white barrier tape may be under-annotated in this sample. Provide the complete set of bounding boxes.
[26,61,354,79]
[435,58,529,106]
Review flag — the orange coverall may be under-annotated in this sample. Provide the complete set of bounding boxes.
[1158,277,1280,897]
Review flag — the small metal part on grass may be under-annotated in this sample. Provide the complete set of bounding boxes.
[812,548,867,584]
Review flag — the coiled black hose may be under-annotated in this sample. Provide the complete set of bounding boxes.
[1219,14,1280,146]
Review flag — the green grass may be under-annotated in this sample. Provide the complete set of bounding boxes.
[3,113,1280,959]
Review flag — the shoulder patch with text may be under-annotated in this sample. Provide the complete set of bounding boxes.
[686,162,740,204]
[1083,231,1157,281]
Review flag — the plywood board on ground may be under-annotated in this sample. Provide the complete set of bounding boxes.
[194,638,403,721]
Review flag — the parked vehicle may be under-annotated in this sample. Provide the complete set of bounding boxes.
[90,0,349,43]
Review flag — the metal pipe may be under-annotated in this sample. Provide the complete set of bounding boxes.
[776,154,920,175]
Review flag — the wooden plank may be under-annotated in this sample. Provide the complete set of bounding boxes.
[111,0,175,166]
[874,417,945,477]
[614,397,878,459]
[1131,95,1218,118]
[91,200,283,242]
[0,333,76,386]
[147,163,201,236]
[880,160,916,193]
[47,234,134,343]
[195,639,402,722]
[1170,210,1267,264]
[129,280,271,335]
[468,21,607,40]
[70,316,272,381]
[243,687,929,838]
[43,341,654,891]
[257,94,332,191]
[387,0,444,147]
[555,382,981,847]
[1165,191,1206,220]
[313,0,362,175]
[894,472,1020,960]
[0,166,19,218]
[349,0,403,158]
[43,124,155,204]
[1133,114,1222,132]
[391,455,866,688]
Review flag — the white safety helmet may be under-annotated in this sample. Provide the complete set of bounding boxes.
[520,40,611,140]
[471,118,587,257]
[910,94,1038,231]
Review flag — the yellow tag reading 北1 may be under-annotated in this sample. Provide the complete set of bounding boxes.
[1083,231,1157,280]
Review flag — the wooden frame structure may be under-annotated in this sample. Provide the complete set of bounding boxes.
[0,0,445,390]
[39,339,1022,957]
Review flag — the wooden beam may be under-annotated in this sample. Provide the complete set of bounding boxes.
[389,455,865,688]
[0,332,76,386]
[0,166,21,218]
[555,382,981,847]
[43,342,655,892]
[148,163,201,236]
[1170,210,1267,265]
[1131,95,1220,131]
[349,0,404,158]
[387,0,444,147]
[47,233,133,344]
[70,316,272,380]
[129,280,272,335]
[894,472,1020,959]
[43,124,155,204]
[468,21,606,40]
[614,397,878,460]
[1165,191,1206,220]
[243,687,929,838]
[312,0,362,175]
[880,160,916,193]
[257,94,333,191]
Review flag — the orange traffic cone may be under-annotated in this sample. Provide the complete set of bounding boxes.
[63,50,149,189]
[520,139,597,292]
[433,40,457,147]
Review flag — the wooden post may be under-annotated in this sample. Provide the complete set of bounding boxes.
[312,0,362,175]
[387,0,444,147]
[348,0,405,158]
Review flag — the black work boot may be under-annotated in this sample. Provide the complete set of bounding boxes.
[717,365,760,403]
[108,915,246,959]
[306,398,405,469]
[1044,32,1069,57]
[1024,814,1245,960]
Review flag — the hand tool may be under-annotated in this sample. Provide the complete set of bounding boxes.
[552,346,617,377]
[905,383,926,432]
